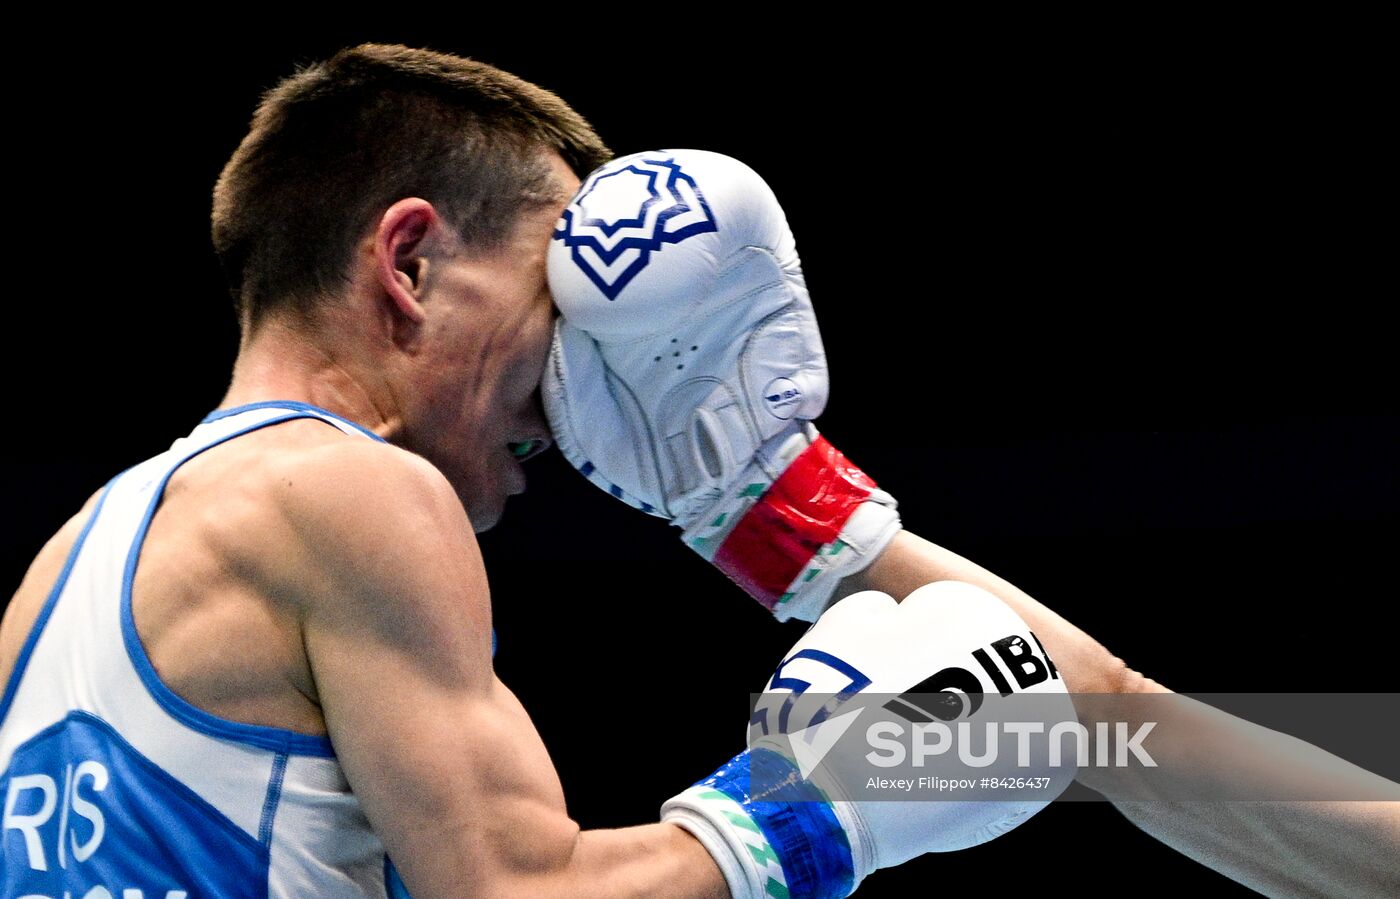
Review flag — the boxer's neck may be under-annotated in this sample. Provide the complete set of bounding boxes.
[218,314,400,441]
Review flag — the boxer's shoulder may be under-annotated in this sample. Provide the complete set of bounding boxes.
[239,429,496,698]
[211,424,484,611]
[146,419,493,716]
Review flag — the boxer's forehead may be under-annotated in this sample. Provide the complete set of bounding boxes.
[465,150,579,284]
[544,150,584,205]
[514,152,579,307]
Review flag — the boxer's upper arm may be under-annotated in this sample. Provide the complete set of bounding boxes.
[275,443,579,899]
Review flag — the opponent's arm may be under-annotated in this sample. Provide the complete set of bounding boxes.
[843,529,1400,898]
[543,149,1400,897]
[841,530,1151,695]
[274,441,726,899]
[542,149,1145,699]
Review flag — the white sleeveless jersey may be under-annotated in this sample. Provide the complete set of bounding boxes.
[0,402,419,899]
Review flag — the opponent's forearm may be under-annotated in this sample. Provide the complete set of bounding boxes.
[496,822,728,899]
[1089,690,1400,897]
[1115,798,1400,896]
[842,529,1166,695]
[844,530,1400,896]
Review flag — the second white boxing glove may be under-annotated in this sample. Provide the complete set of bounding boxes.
[662,581,1078,898]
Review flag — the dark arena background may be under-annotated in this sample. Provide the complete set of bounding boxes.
[3,22,1394,897]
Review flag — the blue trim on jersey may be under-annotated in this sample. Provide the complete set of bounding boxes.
[0,477,117,729]
[258,752,289,846]
[385,856,412,898]
[202,400,388,444]
[120,412,338,757]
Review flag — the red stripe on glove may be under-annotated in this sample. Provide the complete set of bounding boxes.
[713,436,878,609]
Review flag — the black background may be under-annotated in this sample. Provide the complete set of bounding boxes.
[2,20,1395,897]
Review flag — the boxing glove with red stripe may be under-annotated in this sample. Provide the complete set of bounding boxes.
[543,149,900,621]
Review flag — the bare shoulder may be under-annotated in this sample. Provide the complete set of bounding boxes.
[245,434,493,674]
[266,434,470,553]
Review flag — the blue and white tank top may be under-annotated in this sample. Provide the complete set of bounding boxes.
[0,402,422,898]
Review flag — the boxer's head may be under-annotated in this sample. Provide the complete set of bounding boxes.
[211,44,607,530]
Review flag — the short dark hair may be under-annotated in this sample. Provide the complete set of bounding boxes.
[211,43,610,329]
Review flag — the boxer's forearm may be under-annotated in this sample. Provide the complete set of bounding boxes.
[1058,681,1399,896]
[1113,794,1400,896]
[1091,691,1400,897]
[841,529,1165,695]
[573,823,731,899]
[492,823,728,899]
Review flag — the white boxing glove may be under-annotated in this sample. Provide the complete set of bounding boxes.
[662,582,1077,899]
[544,149,900,621]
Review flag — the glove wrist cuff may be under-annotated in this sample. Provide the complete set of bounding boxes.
[681,432,901,620]
[662,749,858,899]
[662,790,766,899]
[662,787,774,899]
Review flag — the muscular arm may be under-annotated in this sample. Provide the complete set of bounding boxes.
[843,529,1400,898]
[278,443,726,899]
[844,530,1150,695]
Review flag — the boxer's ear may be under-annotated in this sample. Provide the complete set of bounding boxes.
[373,198,437,326]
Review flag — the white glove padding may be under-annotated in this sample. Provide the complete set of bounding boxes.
[544,149,900,621]
[662,582,1078,899]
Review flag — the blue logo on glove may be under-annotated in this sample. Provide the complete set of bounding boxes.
[554,154,719,301]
